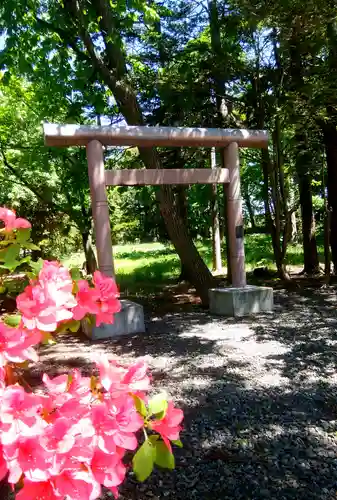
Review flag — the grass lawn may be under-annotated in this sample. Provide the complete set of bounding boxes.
[63,234,325,294]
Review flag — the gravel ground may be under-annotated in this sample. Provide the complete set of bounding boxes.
[35,287,337,499]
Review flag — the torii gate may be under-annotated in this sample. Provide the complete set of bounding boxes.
[44,124,272,337]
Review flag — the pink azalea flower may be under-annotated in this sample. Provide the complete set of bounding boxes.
[17,261,77,332]
[16,480,61,500]
[90,449,126,489]
[93,271,121,326]
[91,398,143,453]
[0,385,45,445]
[53,469,101,500]
[72,280,100,321]
[107,396,143,450]
[53,435,94,474]
[149,401,184,452]
[5,436,52,483]
[0,444,8,481]
[95,355,150,396]
[42,371,92,422]
[0,207,31,232]
[43,369,90,399]
[0,322,40,367]
[40,417,75,454]
[122,360,151,394]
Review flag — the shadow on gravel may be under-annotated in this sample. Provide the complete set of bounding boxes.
[253,288,337,382]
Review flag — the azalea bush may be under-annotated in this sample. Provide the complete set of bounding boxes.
[0,208,183,499]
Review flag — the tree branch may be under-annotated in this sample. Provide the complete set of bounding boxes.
[0,145,46,203]
[36,17,90,63]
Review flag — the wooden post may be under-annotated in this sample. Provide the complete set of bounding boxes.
[86,140,114,277]
[211,148,222,273]
[223,142,246,287]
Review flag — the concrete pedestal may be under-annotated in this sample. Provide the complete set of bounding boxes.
[209,285,273,317]
[82,300,145,340]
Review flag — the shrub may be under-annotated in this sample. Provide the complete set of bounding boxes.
[0,207,183,499]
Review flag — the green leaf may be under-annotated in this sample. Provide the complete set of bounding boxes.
[148,393,168,417]
[0,260,20,271]
[4,244,20,265]
[3,314,21,327]
[16,228,31,243]
[21,242,40,251]
[148,435,159,445]
[41,332,56,345]
[172,440,183,448]
[29,258,44,277]
[70,267,82,280]
[133,395,147,417]
[132,439,155,482]
[68,320,81,333]
[154,441,175,470]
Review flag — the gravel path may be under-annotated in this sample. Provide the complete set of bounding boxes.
[36,287,337,499]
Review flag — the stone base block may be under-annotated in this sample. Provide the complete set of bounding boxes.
[82,300,145,340]
[209,285,273,317]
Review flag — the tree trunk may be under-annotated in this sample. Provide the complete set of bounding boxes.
[321,121,337,273]
[291,211,297,242]
[261,150,290,281]
[82,231,98,274]
[243,187,256,230]
[158,184,214,305]
[297,164,319,275]
[324,205,331,277]
[176,186,190,283]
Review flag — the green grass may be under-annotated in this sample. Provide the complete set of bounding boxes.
[63,234,325,292]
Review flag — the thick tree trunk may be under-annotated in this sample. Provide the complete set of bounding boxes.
[82,231,98,275]
[158,184,214,305]
[297,167,319,274]
[321,121,337,273]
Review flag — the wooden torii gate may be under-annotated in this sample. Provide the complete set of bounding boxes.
[44,124,268,289]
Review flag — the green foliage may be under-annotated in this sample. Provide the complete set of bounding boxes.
[0,0,335,274]
[132,439,155,482]
[154,441,175,470]
[148,394,168,419]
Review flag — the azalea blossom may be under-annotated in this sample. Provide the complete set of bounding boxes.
[149,401,184,452]
[17,261,77,332]
[93,271,121,326]
[90,449,126,489]
[16,479,61,500]
[0,322,40,367]
[96,355,150,396]
[72,280,100,321]
[0,208,31,233]
[0,206,183,499]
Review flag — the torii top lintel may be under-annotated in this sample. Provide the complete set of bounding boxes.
[43,123,268,149]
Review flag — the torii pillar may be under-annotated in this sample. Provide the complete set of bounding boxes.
[208,142,273,317]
